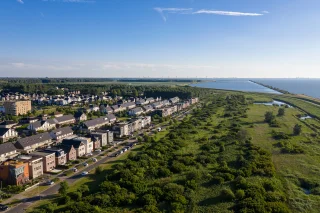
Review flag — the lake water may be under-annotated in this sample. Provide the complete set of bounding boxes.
[254,100,292,107]
[191,80,281,94]
[253,79,320,99]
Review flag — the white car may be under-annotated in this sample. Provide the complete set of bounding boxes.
[96,149,102,152]
[73,168,78,172]
[81,171,88,176]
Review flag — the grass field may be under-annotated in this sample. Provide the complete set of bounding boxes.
[243,103,320,212]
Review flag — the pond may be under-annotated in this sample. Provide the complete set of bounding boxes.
[300,115,312,120]
[254,100,292,108]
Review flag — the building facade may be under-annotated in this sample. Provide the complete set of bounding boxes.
[30,151,56,172]
[0,160,30,185]
[3,101,32,116]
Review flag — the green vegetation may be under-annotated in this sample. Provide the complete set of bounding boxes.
[25,87,320,213]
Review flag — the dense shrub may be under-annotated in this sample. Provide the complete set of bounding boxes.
[220,188,235,201]
[235,189,245,200]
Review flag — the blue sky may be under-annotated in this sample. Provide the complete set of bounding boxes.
[0,0,319,78]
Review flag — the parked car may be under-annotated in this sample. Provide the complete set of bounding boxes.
[0,204,9,211]
[81,171,88,176]
[92,158,97,162]
[83,163,88,167]
[73,168,78,172]
[86,153,93,156]
[96,149,102,153]
[46,181,54,185]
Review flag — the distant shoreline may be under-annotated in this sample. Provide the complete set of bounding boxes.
[249,80,288,94]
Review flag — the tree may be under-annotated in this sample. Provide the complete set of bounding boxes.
[264,111,275,123]
[58,181,69,196]
[293,124,302,135]
[132,89,139,97]
[278,108,285,116]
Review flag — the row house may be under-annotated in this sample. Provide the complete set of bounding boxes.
[0,159,29,186]
[113,116,151,138]
[189,97,199,105]
[140,116,152,128]
[61,145,77,161]
[106,114,117,123]
[177,101,190,111]
[142,105,154,113]
[55,99,68,106]
[0,128,18,143]
[169,97,180,105]
[100,105,113,114]
[162,100,170,107]
[73,137,93,154]
[0,120,17,128]
[91,130,114,147]
[27,119,56,132]
[111,105,125,113]
[19,117,38,124]
[121,102,136,110]
[152,101,163,109]
[15,132,53,153]
[112,122,129,138]
[91,137,101,150]
[129,119,142,133]
[128,107,144,116]
[30,151,56,172]
[82,116,110,131]
[74,112,87,122]
[0,142,18,163]
[136,98,148,106]
[156,105,178,117]
[61,138,86,157]
[44,148,67,166]
[146,97,155,103]
[54,114,76,127]
[17,155,43,179]
[50,126,74,141]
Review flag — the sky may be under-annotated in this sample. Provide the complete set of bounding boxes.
[0,0,320,78]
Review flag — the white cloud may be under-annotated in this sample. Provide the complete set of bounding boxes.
[154,7,192,21]
[17,0,24,4]
[154,7,265,21]
[261,11,269,14]
[193,10,263,16]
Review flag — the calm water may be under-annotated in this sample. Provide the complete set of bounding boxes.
[191,80,281,94]
[253,79,320,99]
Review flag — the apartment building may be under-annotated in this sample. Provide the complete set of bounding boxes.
[0,159,30,185]
[3,100,32,116]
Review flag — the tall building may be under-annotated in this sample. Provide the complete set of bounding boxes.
[0,159,30,185]
[3,100,31,116]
